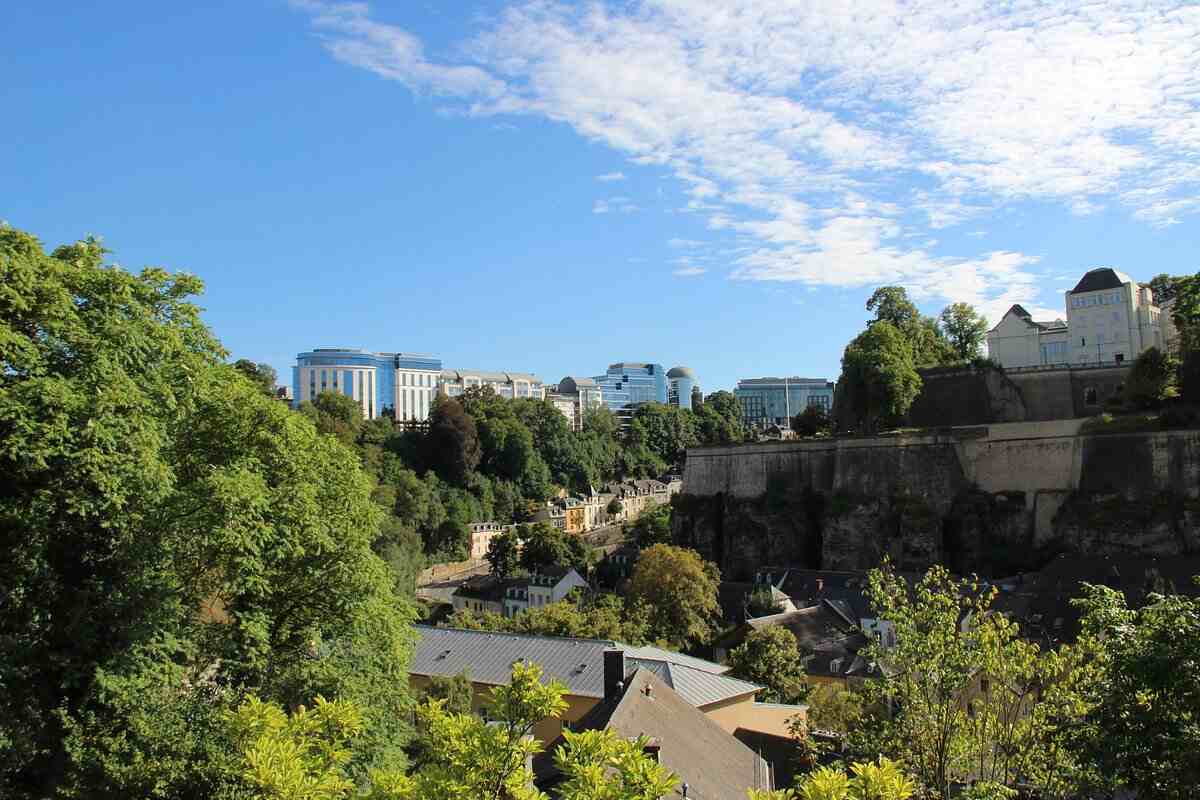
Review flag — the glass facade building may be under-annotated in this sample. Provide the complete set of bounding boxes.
[734,377,835,428]
[666,366,698,411]
[293,348,442,421]
[593,362,668,412]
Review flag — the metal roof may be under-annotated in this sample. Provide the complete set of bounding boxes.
[535,669,771,800]
[410,627,761,706]
[1071,267,1135,294]
[441,369,543,384]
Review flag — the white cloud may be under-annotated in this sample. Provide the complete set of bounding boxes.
[294,0,1200,316]
[673,266,706,276]
[667,237,704,248]
[593,196,638,214]
[596,171,626,182]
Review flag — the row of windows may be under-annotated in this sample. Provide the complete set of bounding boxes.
[1071,291,1122,308]
[400,371,434,387]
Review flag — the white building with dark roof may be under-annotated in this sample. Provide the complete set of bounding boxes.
[439,368,544,400]
[987,267,1165,368]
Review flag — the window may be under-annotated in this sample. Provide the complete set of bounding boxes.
[1084,387,1098,405]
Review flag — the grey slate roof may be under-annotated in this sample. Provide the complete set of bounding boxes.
[1071,267,1135,294]
[411,626,761,706]
[534,669,772,800]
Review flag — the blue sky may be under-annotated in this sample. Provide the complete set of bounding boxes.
[4,2,1198,393]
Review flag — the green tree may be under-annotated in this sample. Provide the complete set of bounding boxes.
[0,227,415,798]
[226,695,363,800]
[1149,273,1183,305]
[628,503,673,549]
[228,662,676,800]
[233,358,279,396]
[299,390,365,445]
[805,684,866,736]
[866,286,920,329]
[746,586,784,618]
[835,322,922,433]
[1125,345,1178,408]
[937,303,989,362]
[485,529,522,578]
[1066,581,1200,799]
[424,396,482,485]
[627,403,698,471]
[518,523,590,574]
[788,758,917,800]
[697,390,746,445]
[629,545,721,647]
[866,286,956,367]
[792,404,831,437]
[727,626,811,704]
[862,564,1049,798]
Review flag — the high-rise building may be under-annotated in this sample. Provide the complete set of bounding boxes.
[734,377,835,428]
[593,362,667,413]
[293,348,441,421]
[667,366,699,411]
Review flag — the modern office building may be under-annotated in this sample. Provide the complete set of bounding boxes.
[593,362,668,413]
[987,267,1165,368]
[550,376,605,431]
[439,369,544,401]
[394,353,444,422]
[293,348,442,421]
[734,377,835,428]
[667,366,699,411]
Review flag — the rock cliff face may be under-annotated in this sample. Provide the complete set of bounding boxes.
[675,425,1200,580]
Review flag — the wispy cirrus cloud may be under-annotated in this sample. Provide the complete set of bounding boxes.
[596,171,626,182]
[593,196,638,214]
[293,0,1200,323]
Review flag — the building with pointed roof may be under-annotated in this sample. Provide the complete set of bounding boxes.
[987,267,1165,368]
[533,657,777,799]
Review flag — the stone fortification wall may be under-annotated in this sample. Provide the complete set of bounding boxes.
[906,364,1133,427]
[677,422,1200,580]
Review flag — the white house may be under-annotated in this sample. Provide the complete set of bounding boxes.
[502,567,588,617]
[987,268,1164,369]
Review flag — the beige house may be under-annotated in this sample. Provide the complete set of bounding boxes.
[467,522,513,560]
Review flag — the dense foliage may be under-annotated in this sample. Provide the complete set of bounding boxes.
[0,227,415,798]
[445,592,652,645]
[629,544,721,647]
[229,662,678,800]
[727,626,811,704]
[835,288,993,432]
[298,382,742,564]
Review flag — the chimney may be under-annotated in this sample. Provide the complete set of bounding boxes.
[642,737,662,763]
[604,650,626,701]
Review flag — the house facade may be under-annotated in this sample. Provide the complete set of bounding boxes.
[501,567,589,617]
[987,268,1165,369]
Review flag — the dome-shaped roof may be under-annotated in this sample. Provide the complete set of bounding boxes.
[667,366,696,379]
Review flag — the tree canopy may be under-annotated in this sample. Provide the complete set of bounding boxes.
[0,226,415,798]
[628,544,721,647]
[834,321,922,432]
[938,303,989,362]
[727,626,811,705]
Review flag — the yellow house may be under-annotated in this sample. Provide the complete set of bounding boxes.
[409,626,804,745]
